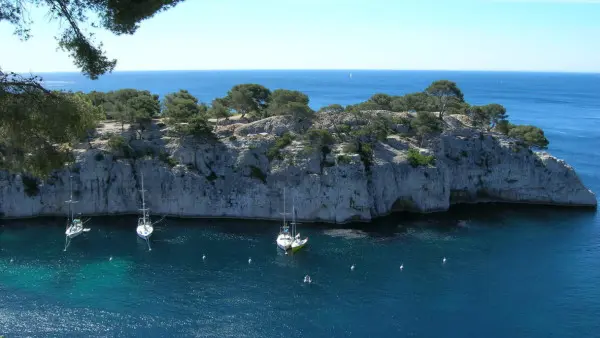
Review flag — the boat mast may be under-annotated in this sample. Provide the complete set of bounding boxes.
[291,194,296,237]
[66,174,78,223]
[283,187,286,225]
[140,173,148,224]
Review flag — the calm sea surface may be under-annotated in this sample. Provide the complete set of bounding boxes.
[1,71,599,337]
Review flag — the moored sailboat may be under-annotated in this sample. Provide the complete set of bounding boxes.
[136,174,154,250]
[290,195,308,252]
[64,175,90,250]
[276,187,293,251]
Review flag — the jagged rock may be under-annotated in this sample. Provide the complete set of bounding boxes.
[0,112,595,222]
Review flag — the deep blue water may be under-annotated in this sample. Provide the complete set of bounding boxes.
[1,71,599,337]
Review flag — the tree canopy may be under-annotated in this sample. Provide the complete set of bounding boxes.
[425,80,465,120]
[225,84,271,119]
[507,125,549,148]
[470,104,508,131]
[411,111,443,140]
[267,89,311,117]
[86,89,160,131]
[0,72,102,177]
[317,104,344,114]
[162,90,204,122]
[390,93,434,112]
[1,1,184,176]
[162,90,211,137]
[368,93,393,110]
[1,0,186,79]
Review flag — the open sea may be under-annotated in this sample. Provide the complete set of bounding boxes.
[1,71,599,337]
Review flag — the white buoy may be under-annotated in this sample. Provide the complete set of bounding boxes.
[442,257,447,264]
[350,264,355,271]
[109,256,113,261]
[10,258,14,263]
[202,254,206,260]
[248,258,252,264]
[400,263,404,270]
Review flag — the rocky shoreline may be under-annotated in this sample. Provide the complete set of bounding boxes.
[0,111,596,222]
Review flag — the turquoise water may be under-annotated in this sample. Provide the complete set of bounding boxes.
[1,71,599,337]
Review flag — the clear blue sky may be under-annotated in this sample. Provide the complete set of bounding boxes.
[1,0,599,73]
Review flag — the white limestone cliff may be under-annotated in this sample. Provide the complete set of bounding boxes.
[0,112,596,222]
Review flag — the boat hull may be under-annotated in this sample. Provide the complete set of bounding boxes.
[291,238,308,252]
[65,229,83,239]
[65,225,83,239]
[136,225,153,240]
[276,234,293,251]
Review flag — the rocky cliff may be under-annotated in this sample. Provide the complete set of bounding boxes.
[0,112,596,222]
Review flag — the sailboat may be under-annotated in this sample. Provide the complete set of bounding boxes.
[290,194,308,252]
[136,173,154,247]
[64,175,90,250]
[276,187,293,251]
[65,175,85,239]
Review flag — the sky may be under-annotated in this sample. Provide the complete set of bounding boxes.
[1,0,599,73]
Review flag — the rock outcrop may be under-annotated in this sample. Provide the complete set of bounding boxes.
[0,112,596,222]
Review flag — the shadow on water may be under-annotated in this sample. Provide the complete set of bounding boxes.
[313,203,597,238]
[1,203,596,238]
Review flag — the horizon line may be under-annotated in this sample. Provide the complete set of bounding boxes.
[21,69,600,75]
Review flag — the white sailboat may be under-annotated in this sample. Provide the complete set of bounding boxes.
[276,187,293,251]
[136,174,154,250]
[290,194,308,252]
[64,175,90,251]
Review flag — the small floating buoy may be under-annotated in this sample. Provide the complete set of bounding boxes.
[10,258,14,263]
[400,264,404,270]
[248,258,252,264]
[442,257,447,264]
[202,254,206,260]
[350,264,355,271]
[109,256,113,261]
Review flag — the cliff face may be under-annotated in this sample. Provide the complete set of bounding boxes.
[0,112,596,222]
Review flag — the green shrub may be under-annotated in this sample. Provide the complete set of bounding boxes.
[305,129,335,145]
[337,154,352,164]
[100,132,114,140]
[358,143,374,169]
[267,132,294,161]
[158,152,179,168]
[411,111,442,139]
[507,125,549,148]
[249,165,267,184]
[390,115,412,126]
[206,171,218,181]
[407,148,435,167]
[229,135,237,141]
[318,104,344,114]
[335,124,352,134]
[107,135,127,152]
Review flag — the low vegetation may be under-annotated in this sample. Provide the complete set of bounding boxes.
[407,149,436,168]
[1,75,550,179]
[249,165,267,184]
[506,125,549,148]
[267,132,294,161]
